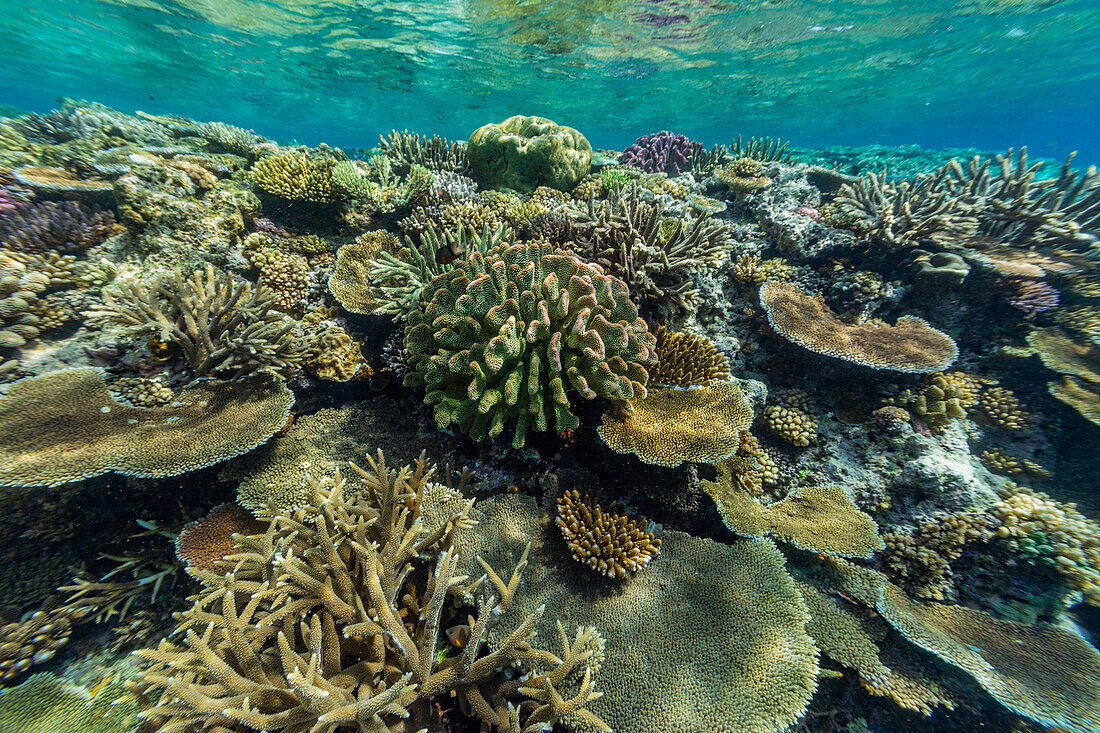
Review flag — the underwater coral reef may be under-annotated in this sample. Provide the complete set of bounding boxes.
[0,102,1100,733]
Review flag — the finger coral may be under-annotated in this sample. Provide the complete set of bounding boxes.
[556,488,661,578]
[0,368,293,488]
[763,405,817,446]
[597,382,753,466]
[92,265,306,378]
[650,325,731,387]
[135,452,609,733]
[0,607,80,687]
[760,280,958,372]
[881,512,995,600]
[405,242,656,447]
[379,129,470,174]
[978,385,1029,430]
[250,150,341,202]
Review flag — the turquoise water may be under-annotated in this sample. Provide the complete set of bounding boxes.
[2,0,1099,157]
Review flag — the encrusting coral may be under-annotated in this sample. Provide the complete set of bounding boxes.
[760,280,958,372]
[555,489,661,578]
[92,265,306,378]
[649,325,730,386]
[405,242,656,447]
[0,368,293,488]
[134,452,610,733]
[597,381,753,467]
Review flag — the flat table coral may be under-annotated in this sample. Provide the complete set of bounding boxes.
[597,382,753,466]
[0,368,293,488]
[760,280,958,373]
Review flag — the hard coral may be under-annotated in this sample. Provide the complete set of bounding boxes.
[597,382,753,467]
[467,115,592,192]
[250,150,341,202]
[978,385,1030,430]
[763,405,816,447]
[617,131,702,176]
[1004,278,1060,316]
[717,157,772,198]
[0,369,293,488]
[174,501,264,574]
[881,512,995,600]
[556,489,661,578]
[0,200,114,253]
[379,129,470,175]
[760,280,958,373]
[650,325,730,386]
[405,242,655,447]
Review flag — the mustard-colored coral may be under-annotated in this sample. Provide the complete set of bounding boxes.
[108,377,174,407]
[1027,326,1100,383]
[760,280,958,372]
[881,512,995,600]
[556,489,661,578]
[978,385,1029,430]
[0,673,138,733]
[980,448,1050,479]
[763,405,817,447]
[249,150,341,202]
[597,382,753,467]
[1049,375,1100,426]
[248,246,311,312]
[0,608,78,688]
[0,368,293,488]
[911,372,984,425]
[650,325,730,387]
[732,253,794,285]
[304,322,370,382]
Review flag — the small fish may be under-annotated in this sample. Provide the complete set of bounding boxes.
[445,624,472,649]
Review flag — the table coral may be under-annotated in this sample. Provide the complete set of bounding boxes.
[405,242,655,448]
[556,488,661,578]
[597,382,753,466]
[0,368,293,488]
[1049,375,1100,426]
[760,280,958,372]
[1027,326,1100,383]
[467,115,592,192]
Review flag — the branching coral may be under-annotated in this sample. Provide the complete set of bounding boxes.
[0,368,293,488]
[0,200,114,252]
[910,371,984,425]
[405,242,656,447]
[617,131,702,176]
[650,325,730,386]
[760,280,958,372]
[197,121,267,157]
[332,156,432,211]
[881,512,995,601]
[250,151,341,202]
[379,129,470,175]
[135,452,609,733]
[92,265,306,378]
[763,405,817,446]
[977,385,1030,430]
[556,489,661,578]
[728,135,794,163]
[597,382,753,466]
[0,607,81,687]
[732,253,794,285]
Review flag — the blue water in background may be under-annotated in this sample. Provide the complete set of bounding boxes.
[1,0,1099,161]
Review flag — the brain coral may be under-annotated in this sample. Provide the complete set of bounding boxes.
[467,115,592,192]
[428,489,820,733]
[0,368,293,488]
[405,242,656,447]
[760,280,958,373]
[596,382,753,466]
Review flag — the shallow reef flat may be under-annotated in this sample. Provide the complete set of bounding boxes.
[0,103,1100,732]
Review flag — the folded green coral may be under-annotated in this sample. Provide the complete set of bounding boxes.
[404,242,656,447]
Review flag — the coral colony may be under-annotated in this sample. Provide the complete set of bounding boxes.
[0,103,1099,733]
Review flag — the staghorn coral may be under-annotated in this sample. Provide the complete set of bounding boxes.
[555,488,661,578]
[571,183,731,308]
[728,135,794,163]
[135,452,609,733]
[881,512,995,601]
[0,673,139,733]
[332,156,432,211]
[650,325,730,386]
[978,386,1030,430]
[405,242,655,447]
[617,131,702,176]
[0,368,293,488]
[1048,375,1100,426]
[92,265,306,378]
[399,198,506,239]
[197,120,266,157]
[467,115,592,192]
[760,280,958,372]
[174,502,265,574]
[250,150,341,202]
[597,382,753,467]
[379,129,470,175]
[763,405,816,447]
[0,200,114,253]
[435,489,820,733]
[700,469,883,558]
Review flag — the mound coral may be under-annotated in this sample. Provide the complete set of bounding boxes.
[250,150,341,202]
[617,131,702,176]
[467,115,592,192]
[136,453,609,733]
[911,371,984,425]
[174,502,264,574]
[556,489,661,578]
[597,382,753,466]
[438,490,819,733]
[650,325,730,386]
[0,368,293,488]
[405,242,656,447]
[759,280,958,372]
[93,265,306,378]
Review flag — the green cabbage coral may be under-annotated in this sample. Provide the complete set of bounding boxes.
[404,242,656,447]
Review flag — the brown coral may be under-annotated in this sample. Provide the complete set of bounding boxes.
[597,382,753,467]
[978,386,1030,430]
[650,325,730,387]
[881,512,995,601]
[0,368,293,488]
[763,405,817,447]
[732,253,794,285]
[249,151,341,202]
[555,489,661,578]
[716,157,772,196]
[174,502,264,574]
[1049,375,1100,426]
[1027,326,1100,383]
[760,280,958,373]
[0,606,82,687]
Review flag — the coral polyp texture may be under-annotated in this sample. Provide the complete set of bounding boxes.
[760,280,958,372]
[556,488,661,578]
[0,200,114,252]
[0,368,293,487]
[173,501,264,574]
[597,382,754,466]
[404,242,656,447]
[650,325,731,386]
[249,150,341,202]
[617,130,702,176]
[466,115,592,192]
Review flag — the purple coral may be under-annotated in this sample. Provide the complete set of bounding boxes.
[0,200,115,253]
[618,131,704,176]
[0,188,21,215]
[1005,279,1059,317]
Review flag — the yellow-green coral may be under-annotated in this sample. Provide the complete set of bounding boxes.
[650,325,731,387]
[763,405,817,447]
[250,150,341,202]
[556,488,661,578]
[0,673,138,733]
[467,115,592,192]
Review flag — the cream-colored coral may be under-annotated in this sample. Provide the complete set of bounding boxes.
[979,386,1029,430]
[249,246,311,312]
[556,489,661,578]
[881,512,995,601]
[733,253,794,285]
[650,325,730,387]
[980,448,1050,479]
[763,405,816,447]
[110,377,174,407]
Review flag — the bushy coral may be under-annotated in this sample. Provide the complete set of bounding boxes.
[378,129,470,174]
[405,242,656,447]
[617,131,702,176]
[332,156,432,211]
[978,386,1030,430]
[1004,279,1060,316]
[0,200,114,252]
[556,488,661,578]
[650,325,730,386]
[763,405,817,446]
[732,253,794,285]
[250,150,341,202]
[881,512,995,600]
